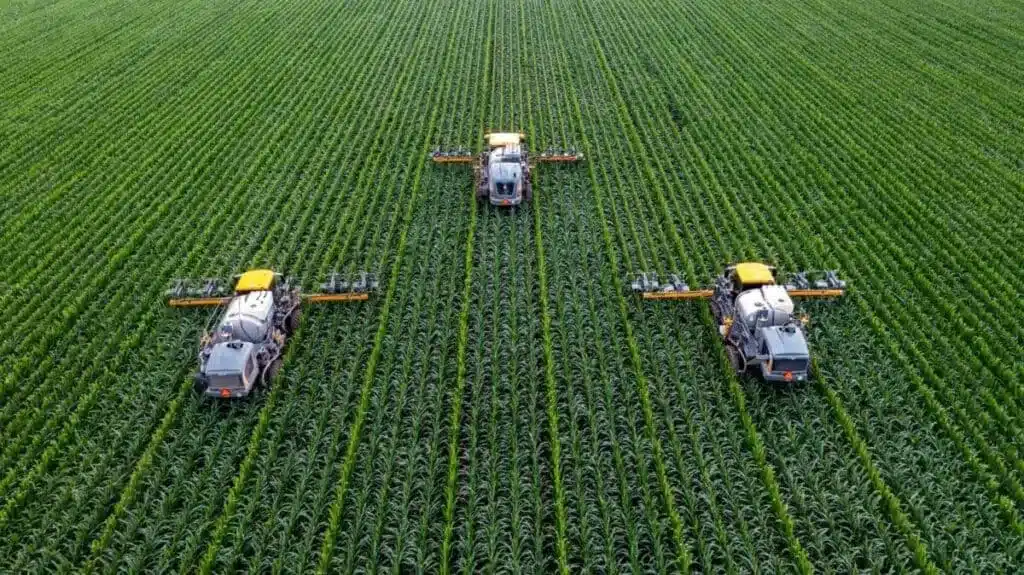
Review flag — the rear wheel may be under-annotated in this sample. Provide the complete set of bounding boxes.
[192,373,208,394]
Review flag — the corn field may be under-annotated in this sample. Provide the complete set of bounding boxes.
[1,0,1022,571]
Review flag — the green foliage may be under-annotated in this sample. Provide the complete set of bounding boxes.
[1,0,1022,572]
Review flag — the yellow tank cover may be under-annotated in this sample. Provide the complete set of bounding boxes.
[486,132,522,147]
[734,262,775,285]
[235,269,276,292]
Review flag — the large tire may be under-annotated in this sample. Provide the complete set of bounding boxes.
[710,300,723,324]
[263,358,283,387]
[192,373,208,394]
[726,345,745,375]
[286,307,301,335]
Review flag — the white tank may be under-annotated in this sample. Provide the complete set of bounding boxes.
[218,290,275,342]
[761,285,794,323]
[734,286,794,327]
[735,289,768,326]
[496,143,522,158]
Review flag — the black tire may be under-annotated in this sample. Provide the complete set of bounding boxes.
[192,373,208,394]
[726,346,745,374]
[263,358,283,387]
[286,307,301,335]
[710,301,723,324]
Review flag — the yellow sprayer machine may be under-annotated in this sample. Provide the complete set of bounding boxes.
[166,269,376,398]
[430,131,583,207]
[632,262,846,383]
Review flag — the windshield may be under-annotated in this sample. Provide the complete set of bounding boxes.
[495,182,516,197]
[773,358,808,373]
[209,373,243,389]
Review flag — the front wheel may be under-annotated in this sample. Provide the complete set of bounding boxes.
[710,300,724,324]
[286,307,301,335]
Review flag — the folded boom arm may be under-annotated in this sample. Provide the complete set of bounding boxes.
[166,272,378,307]
[429,147,475,164]
[168,296,233,308]
[630,270,846,300]
[533,148,584,163]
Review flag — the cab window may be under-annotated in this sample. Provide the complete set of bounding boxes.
[774,358,807,373]
[212,373,242,389]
